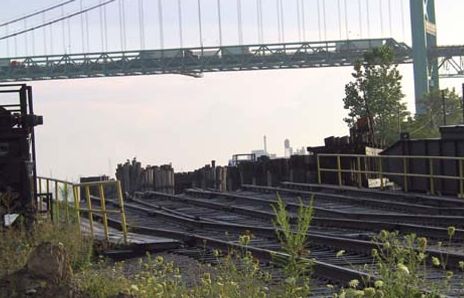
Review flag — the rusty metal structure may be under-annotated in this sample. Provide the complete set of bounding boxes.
[0,84,42,226]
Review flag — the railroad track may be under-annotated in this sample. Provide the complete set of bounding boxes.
[84,189,464,296]
[181,188,464,241]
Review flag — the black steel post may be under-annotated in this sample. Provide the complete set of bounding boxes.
[462,83,464,124]
[442,90,447,126]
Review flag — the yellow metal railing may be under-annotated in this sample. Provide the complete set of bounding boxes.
[316,154,464,197]
[37,177,128,244]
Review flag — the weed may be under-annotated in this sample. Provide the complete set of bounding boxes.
[272,193,314,297]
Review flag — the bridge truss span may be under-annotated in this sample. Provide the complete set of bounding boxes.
[0,38,412,82]
[432,45,464,79]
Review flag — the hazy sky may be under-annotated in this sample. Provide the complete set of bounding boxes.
[0,0,463,180]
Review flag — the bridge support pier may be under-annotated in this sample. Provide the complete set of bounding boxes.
[410,0,439,114]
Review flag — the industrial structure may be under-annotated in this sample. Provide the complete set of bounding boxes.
[0,84,42,226]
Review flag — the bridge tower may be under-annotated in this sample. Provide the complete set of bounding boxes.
[410,0,440,114]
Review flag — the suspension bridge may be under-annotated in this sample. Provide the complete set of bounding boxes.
[0,0,463,113]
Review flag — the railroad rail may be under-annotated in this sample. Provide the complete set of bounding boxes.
[81,188,464,295]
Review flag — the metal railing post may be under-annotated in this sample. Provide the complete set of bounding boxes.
[55,181,60,222]
[116,181,129,245]
[46,179,51,221]
[72,185,81,236]
[64,183,70,222]
[403,157,408,193]
[337,155,342,187]
[84,186,94,239]
[357,156,362,188]
[459,160,463,199]
[317,155,321,184]
[379,157,384,190]
[38,177,42,212]
[429,159,435,195]
[98,185,110,242]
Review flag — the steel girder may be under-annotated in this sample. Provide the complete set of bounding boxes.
[0,39,412,82]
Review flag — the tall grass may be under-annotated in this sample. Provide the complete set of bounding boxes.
[272,194,314,297]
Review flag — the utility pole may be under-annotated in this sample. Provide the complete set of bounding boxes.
[441,90,447,126]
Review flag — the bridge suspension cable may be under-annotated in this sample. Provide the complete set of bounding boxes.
[317,0,322,40]
[118,0,127,51]
[178,0,183,48]
[301,0,306,41]
[237,0,243,45]
[366,0,371,38]
[197,0,203,48]
[23,19,28,55]
[296,0,302,41]
[256,0,263,43]
[388,0,393,37]
[400,0,406,41]
[379,0,384,36]
[80,0,85,52]
[217,0,223,46]
[279,0,285,42]
[322,0,327,41]
[344,0,348,39]
[0,0,116,42]
[138,0,145,50]
[0,0,76,27]
[276,0,281,42]
[43,12,47,55]
[337,0,342,39]
[358,0,363,38]
[158,0,164,50]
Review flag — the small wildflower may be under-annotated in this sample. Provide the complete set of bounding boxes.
[336,250,345,258]
[156,256,164,264]
[446,271,454,279]
[397,263,410,275]
[432,257,440,267]
[374,280,384,289]
[239,234,251,246]
[371,248,378,257]
[383,242,391,250]
[130,284,139,292]
[285,277,296,285]
[379,230,388,240]
[363,287,376,297]
[459,261,464,271]
[418,237,428,251]
[348,279,359,288]
[448,226,456,238]
[418,252,427,261]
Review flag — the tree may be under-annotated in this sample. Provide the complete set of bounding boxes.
[405,88,463,139]
[343,46,409,147]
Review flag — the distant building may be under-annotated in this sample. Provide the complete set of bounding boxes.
[252,149,268,159]
[294,146,308,156]
[284,139,293,158]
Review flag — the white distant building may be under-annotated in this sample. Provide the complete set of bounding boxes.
[294,146,308,156]
[252,149,268,159]
[284,139,293,158]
